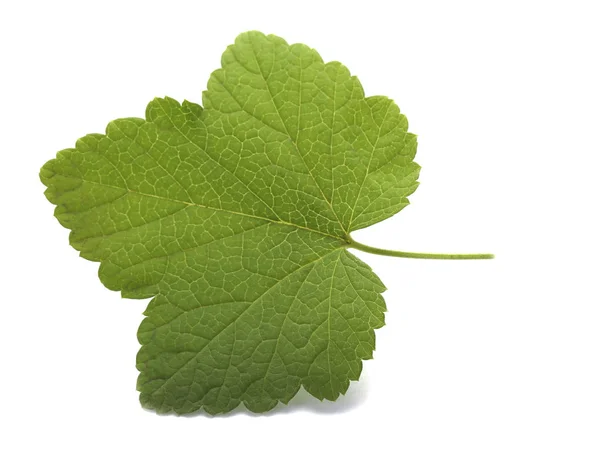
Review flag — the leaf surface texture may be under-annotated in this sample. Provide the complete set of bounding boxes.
[41,31,419,414]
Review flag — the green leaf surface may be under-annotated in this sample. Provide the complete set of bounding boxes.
[40,31,420,414]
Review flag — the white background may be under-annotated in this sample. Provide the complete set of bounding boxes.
[2,0,599,447]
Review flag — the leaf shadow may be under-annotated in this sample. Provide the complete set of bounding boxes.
[212,379,369,418]
[170,377,369,419]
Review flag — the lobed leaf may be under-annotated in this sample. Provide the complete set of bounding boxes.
[40,31,419,414]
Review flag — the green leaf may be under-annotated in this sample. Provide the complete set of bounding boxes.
[40,31,421,415]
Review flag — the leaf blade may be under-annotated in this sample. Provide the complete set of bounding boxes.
[40,30,419,414]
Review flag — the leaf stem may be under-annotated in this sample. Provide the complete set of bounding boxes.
[347,237,495,260]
